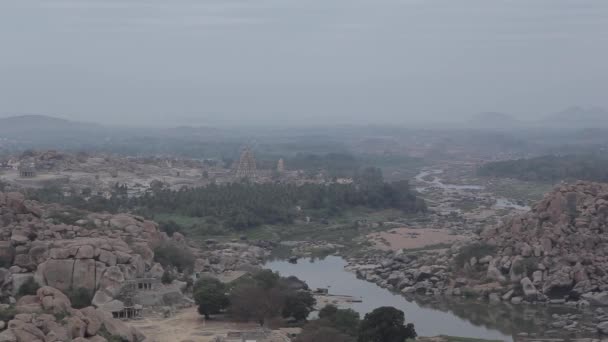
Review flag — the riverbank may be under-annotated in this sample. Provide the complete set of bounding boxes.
[266,256,608,341]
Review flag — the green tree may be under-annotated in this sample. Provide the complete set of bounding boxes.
[296,325,355,342]
[358,307,416,342]
[229,283,285,326]
[282,291,316,321]
[193,277,229,319]
[153,242,195,273]
[319,305,360,335]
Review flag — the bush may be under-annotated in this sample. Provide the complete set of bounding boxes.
[154,242,195,273]
[67,288,93,309]
[159,220,183,237]
[0,306,16,322]
[161,271,174,285]
[17,277,40,297]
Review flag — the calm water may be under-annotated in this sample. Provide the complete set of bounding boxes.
[266,256,513,341]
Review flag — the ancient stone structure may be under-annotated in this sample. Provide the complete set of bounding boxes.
[277,158,285,173]
[18,160,37,178]
[235,147,257,179]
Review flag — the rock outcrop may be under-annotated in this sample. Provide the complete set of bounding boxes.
[0,191,187,316]
[478,181,608,302]
[347,182,608,310]
[2,286,145,342]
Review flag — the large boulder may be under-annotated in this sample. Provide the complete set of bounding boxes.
[542,269,574,299]
[520,277,538,300]
[37,259,74,292]
[37,286,71,314]
[100,310,136,342]
[72,259,97,293]
[582,292,608,306]
[79,306,103,336]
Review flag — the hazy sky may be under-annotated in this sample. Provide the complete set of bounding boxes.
[1,0,607,126]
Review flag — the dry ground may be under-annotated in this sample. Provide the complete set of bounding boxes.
[367,227,468,251]
[127,307,267,342]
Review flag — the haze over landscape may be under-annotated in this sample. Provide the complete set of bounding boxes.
[3,1,608,342]
[1,0,608,126]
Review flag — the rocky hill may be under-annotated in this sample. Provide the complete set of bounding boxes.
[349,181,608,307]
[479,181,608,302]
[0,190,271,341]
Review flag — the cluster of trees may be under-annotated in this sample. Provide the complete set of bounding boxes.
[297,305,417,342]
[30,168,425,231]
[193,271,417,341]
[477,154,608,183]
[137,167,424,230]
[153,241,195,273]
[284,153,360,177]
[193,270,315,325]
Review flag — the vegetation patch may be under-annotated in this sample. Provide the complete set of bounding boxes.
[66,287,93,309]
[17,277,40,297]
[154,242,195,273]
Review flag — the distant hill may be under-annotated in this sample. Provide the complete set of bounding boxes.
[477,154,608,183]
[541,106,608,128]
[466,112,522,129]
[0,114,100,131]
[0,114,112,147]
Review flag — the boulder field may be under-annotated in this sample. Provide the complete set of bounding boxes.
[0,191,188,341]
[1,286,145,342]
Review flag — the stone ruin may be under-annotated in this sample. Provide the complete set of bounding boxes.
[18,160,37,178]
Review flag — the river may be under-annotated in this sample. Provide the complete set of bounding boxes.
[266,256,514,341]
[415,169,531,211]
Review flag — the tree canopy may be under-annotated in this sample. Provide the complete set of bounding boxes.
[358,307,416,342]
[193,277,229,319]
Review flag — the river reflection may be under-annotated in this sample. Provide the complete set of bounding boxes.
[265,256,513,341]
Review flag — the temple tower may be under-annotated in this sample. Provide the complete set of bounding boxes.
[236,147,257,179]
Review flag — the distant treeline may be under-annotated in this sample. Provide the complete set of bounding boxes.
[29,167,426,231]
[477,154,608,183]
[256,152,424,179]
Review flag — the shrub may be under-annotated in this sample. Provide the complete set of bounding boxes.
[17,277,40,297]
[154,242,195,273]
[0,306,16,322]
[158,220,183,237]
[67,287,93,309]
[161,271,174,285]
